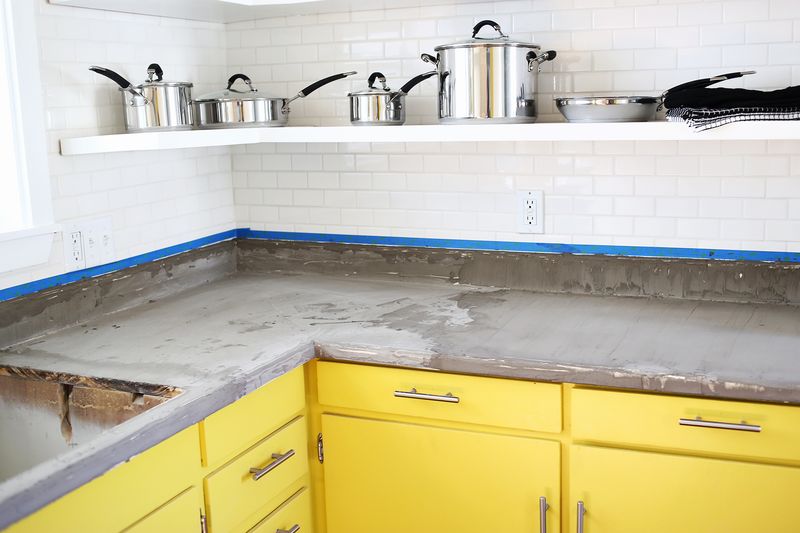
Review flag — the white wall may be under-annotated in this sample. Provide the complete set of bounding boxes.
[228,0,800,253]
[0,1,237,291]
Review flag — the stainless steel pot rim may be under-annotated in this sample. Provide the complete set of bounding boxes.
[193,95,281,104]
[348,89,397,97]
[555,96,660,106]
[435,41,541,51]
[132,81,193,88]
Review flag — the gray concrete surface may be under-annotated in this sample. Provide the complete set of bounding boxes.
[1,270,800,527]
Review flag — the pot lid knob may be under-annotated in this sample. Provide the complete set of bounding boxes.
[472,19,507,39]
[368,72,389,91]
[146,63,164,82]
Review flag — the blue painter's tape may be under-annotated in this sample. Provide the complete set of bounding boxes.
[3,227,798,304]
[0,229,240,303]
[239,229,800,264]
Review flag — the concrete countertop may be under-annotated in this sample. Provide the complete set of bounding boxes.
[2,270,800,527]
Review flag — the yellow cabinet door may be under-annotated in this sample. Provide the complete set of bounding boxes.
[124,486,203,533]
[322,414,560,533]
[570,445,800,533]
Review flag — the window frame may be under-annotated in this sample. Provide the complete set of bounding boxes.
[0,0,59,275]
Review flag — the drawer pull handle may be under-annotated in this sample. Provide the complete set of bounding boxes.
[394,388,460,403]
[276,526,300,533]
[249,449,295,481]
[539,496,549,533]
[679,418,761,433]
[577,501,586,533]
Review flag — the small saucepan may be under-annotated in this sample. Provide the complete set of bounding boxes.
[194,71,357,128]
[89,63,194,132]
[348,71,438,126]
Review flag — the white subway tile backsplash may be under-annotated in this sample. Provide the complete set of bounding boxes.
[6,0,800,293]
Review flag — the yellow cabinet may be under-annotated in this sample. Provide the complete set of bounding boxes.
[321,414,561,533]
[569,444,800,533]
[205,417,309,533]
[123,486,203,533]
[317,361,562,433]
[5,425,201,533]
[572,387,800,463]
[249,487,313,533]
[202,366,306,468]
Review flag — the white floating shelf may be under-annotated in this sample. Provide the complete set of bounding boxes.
[59,122,800,156]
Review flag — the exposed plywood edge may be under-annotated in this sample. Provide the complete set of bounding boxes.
[59,122,800,156]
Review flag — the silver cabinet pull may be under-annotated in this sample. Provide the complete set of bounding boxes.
[276,526,300,533]
[539,496,549,533]
[394,388,459,403]
[679,417,761,433]
[577,501,586,533]
[249,449,295,481]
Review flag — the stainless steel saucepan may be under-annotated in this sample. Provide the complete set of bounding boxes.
[193,71,357,128]
[89,63,193,132]
[348,71,437,126]
[421,19,557,124]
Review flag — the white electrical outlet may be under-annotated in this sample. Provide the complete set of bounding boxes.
[62,218,115,271]
[517,190,544,234]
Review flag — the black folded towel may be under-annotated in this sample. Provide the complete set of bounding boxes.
[662,72,800,130]
[666,106,800,131]
[663,85,800,110]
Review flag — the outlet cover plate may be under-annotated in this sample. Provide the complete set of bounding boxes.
[516,190,544,234]
[62,217,115,271]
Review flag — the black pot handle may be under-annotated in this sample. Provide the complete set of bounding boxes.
[147,63,164,82]
[298,71,357,97]
[526,50,557,71]
[472,19,506,39]
[227,73,254,91]
[89,65,133,90]
[368,72,387,89]
[421,53,439,66]
[283,71,358,112]
[663,71,756,95]
[398,70,437,96]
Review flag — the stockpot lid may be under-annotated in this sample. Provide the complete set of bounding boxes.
[130,63,192,89]
[434,19,541,51]
[194,73,275,103]
[348,72,398,97]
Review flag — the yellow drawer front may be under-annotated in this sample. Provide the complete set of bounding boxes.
[205,417,309,533]
[249,488,313,533]
[572,388,800,463]
[6,425,200,533]
[203,366,305,468]
[570,444,800,533]
[124,486,202,533]
[317,362,562,433]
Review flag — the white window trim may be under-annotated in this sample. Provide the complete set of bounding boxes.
[1,0,59,274]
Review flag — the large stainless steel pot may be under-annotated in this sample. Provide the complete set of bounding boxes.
[193,71,356,128]
[421,20,556,124]
[89,64,193,132]
[348,71,437,126]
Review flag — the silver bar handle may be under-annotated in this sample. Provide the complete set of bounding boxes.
[539,496,549,533]
[679,417,761,433]
[276,526,300,533]
[249,449,295,481]
[577,501,585,533]
[394,388,459,403]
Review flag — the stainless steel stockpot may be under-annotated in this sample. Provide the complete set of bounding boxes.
[348,71,437,126]
[89,64,193,132]
[193,71,356,128]
[421,20,556,124]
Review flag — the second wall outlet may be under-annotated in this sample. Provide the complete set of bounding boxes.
[62,217,115,271]
[517,190,544,234]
